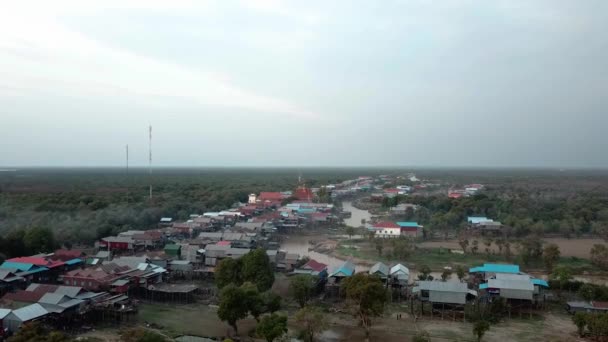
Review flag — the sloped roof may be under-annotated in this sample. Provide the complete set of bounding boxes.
[2,290,45,303]
[369,262,389,276]
[390,264,410,276]
[373,221,400,229]
[0,309,11,320]
[52,249,84,260]
[39,293,69,305]
[302,259,328,273]
[330,261,355,277]
[487,279,534,291]
[1,261,36,272]
[591,301,608,309]
[416,281,470,293]
[9,303,48,322]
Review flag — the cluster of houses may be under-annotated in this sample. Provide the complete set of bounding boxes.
[293,257,551,318]
[0,251,163,336]
[448,184,484,199]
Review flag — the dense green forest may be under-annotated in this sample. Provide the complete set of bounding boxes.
[0,168,368,245]
[1,167,608,253]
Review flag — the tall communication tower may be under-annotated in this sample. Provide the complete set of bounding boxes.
[126,144,129,203]
[149,125,153,199]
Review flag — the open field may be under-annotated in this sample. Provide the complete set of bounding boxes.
[419,237,607,259]
[132,302,578,342]
[336,239,597,274]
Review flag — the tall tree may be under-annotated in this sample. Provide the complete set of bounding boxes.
[456,265,466,282]
[289,274,316,308]
[215,258,243,289]
[543,243,561,272]
[590,244,608,270]
[295,306,328,342]
[256,313,288,342]
[441,268,452,282]
[241,248,275,291]
[341,273,387,340]
[217,284,249,334]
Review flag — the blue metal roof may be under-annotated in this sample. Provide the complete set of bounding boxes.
[532,279,549,287]
[19,267,49,276]
[469,263,520,274]
[297,208,315,214]
[479,283,489,289]
[65,258,83,266]
[330,261,355,277]
[1,261,35,272]
[396,222,420,228]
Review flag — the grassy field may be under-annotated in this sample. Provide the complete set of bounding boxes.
[134,301,577,342]
[137,302,258,339]
[336,240,595,273]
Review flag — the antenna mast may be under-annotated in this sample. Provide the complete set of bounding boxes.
[149,125,152,199]
[126,144,129,203]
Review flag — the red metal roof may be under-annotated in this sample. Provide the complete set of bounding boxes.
[2,290,45,303]
[302,259,327,272]
[592,301,608,308]
[52,249,84,261]
[373,221,400,229]
[216,241,231,246]
[259,192,284,201]
[384,188,400,193]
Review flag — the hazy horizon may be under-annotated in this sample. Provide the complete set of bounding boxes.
[2,1,607,168]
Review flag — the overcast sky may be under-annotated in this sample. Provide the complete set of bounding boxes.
[1,0,607,168]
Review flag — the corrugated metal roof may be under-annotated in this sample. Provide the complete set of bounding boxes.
[55,286,83,298]
[65,258,82,266]
[416,281,470,293]
[429,291,466,304]
[369,262,389,276]
[39,293,68,305]
[11,303,48,322]
[495,273,530,281]
[469,263,520,274]
[396,222,420,227]
[0,309,11,319]
[487,279,534,291]
[1,261,35,272]
[531,279,549,287]
[330,261,355,277]
[390,264,410,276]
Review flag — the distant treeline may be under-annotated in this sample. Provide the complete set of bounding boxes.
[0,168,360,245]
[2,168,608,248]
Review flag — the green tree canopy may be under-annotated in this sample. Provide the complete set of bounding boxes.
[215,258,243,289]
[341,273,387,339]
[543,243,561,272]
[217,284,249,334]
[256,313,288,342]
[295,306,328,342]
[241,248,275,291]
[289,274,316,308]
